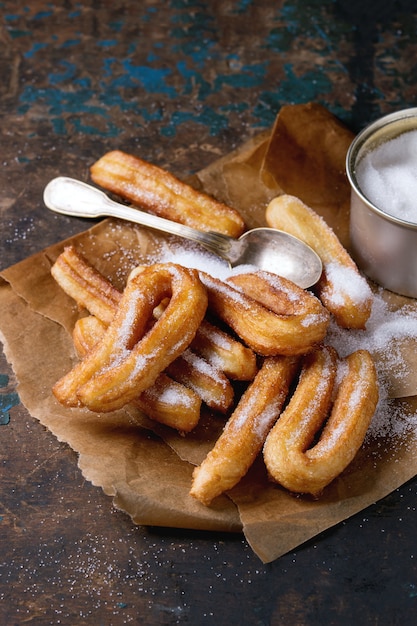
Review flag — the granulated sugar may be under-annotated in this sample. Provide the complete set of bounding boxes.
[355,129,417,223]
[325,289,417,444]
[157,242,254,280]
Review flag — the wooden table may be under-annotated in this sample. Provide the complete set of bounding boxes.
[1,2,417,623]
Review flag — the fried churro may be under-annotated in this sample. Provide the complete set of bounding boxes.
[53,263,208,412]
[266,194,373,329]
[73,315,202,432]
[263,346,378,495]
[190,356,299,505]
[90,150,246,237]
[199,270,330,356]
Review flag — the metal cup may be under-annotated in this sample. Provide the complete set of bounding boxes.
[346,107,417,298]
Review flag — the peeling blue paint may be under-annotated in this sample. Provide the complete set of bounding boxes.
[0,375,19,425]
[6,28,31,39]
[61,38,82,49]
[23,41,48,58]
[12,0,406,139]
[98,40,119,49]
[119,60,177,97]
[48,61,78,85]
[214,62,269,91]
[33,10,54,20]
[19,85,102,116]
[280,63,334,100]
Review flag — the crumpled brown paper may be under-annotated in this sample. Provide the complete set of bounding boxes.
[2,102,417,563]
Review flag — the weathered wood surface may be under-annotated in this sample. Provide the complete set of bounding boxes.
[1,1,417,623]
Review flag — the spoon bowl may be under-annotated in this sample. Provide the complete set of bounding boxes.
[43,176,322,289]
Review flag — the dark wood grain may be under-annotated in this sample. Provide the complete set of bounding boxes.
[1,1,417,624]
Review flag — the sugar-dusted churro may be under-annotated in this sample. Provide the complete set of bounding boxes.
[190,356,299,505]
[73,315,202,432]
[266,194,373,329]
[90,150,246,237]
[53,263,208,412]
[190,319,258,381]
[51,245,121,325]
[199,270,330,356]
[165,350,234,414]
[263,346,379,495]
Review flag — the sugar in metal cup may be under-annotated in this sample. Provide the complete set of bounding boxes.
[346,108,417,298]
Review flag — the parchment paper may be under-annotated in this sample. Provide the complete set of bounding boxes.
[2,102,417,562]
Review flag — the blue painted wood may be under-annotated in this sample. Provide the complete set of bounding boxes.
[1,2,417,623]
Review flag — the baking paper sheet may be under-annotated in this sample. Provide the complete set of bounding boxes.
[2,103,417,562]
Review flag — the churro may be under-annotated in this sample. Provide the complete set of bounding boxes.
[53,263,208,412]
[90,150,246,237]
[51,246,121,325]
[190,356,299,505]
[165,349,234,414]
[263,346,379,495]
[73,315,202,432]
[266,194,373,329]
[199,270,330,356]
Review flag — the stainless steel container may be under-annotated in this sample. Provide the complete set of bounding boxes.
[346,108,417,298]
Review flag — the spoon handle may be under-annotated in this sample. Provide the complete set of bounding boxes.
[43,176,233,257]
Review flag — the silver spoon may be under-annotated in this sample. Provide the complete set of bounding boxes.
[43,176,322,289]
